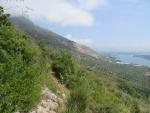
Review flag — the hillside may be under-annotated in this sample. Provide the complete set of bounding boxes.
[10,16,99,59]
[10,17,150,95]
[0,6,149,113]
[11,15,150,112]
[11,17,150,92]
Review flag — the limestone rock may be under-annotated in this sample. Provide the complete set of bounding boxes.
[15,87,62,113]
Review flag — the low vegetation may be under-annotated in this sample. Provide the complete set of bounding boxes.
[51,51,148,113]
[0,6,149,113]
[0,7,58,112]
[0,12,40,112]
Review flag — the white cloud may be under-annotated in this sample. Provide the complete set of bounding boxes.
[78,0,107,10]
[0,0,108,27]
[66,34,94,46]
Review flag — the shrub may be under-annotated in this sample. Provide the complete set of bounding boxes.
[51,51,75,83]
[65,87,89,113]
[0,6,11,27]
[131,102,141,113]
[0,26,34,64]
[65,69,88,89]
[0,7,41,112]
[0,58,41,113]
[118,81,137,97]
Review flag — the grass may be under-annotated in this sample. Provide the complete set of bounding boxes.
[0,6,149,113]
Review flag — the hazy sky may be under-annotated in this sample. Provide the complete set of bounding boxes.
[1,0,150,52]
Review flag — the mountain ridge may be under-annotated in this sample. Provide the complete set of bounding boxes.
[10,16,100,59]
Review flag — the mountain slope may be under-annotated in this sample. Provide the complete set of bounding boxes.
[0,7,149,112]
[10,16,150,95]
[10,16,99,59]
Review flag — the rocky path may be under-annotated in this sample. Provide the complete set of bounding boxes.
[15,87,64,113]
[30,88,61,113]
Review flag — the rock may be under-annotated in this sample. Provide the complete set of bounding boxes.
[62,93,66,99]
[43,88,58,102]
[30,111,36,113]
[41,100,48,108]
[47,91,57,102]
[47,99,58,110]
[49,111,56,113]
[15,87,62,113]
[37,106,44,113]
[33,88,60,113]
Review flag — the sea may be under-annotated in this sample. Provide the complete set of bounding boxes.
[110,53,150,67]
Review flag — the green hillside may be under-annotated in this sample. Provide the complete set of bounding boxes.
[11,16,150,97]
[0,6,149,113]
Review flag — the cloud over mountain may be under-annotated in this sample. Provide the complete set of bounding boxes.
[0,0,106,27]
[66,34,94,46]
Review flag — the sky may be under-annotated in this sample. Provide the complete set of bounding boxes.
[1,0,150,52]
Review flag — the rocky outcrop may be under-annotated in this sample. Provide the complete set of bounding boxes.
[30,88,63,113]
[15,87,64,113]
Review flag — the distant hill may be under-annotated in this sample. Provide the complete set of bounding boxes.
[10,16,99,59]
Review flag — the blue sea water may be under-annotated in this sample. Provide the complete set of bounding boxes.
[112,53,150,67]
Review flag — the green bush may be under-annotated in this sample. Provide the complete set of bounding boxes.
[65,87,89,113]
[0,58,41,113]
[0,26,34,63]
[118,81,137,97]
[52,51,75,82]
[131,102,141,113]
[0,6,41,112]
[0,6,11,27]
[65,69,88,89]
